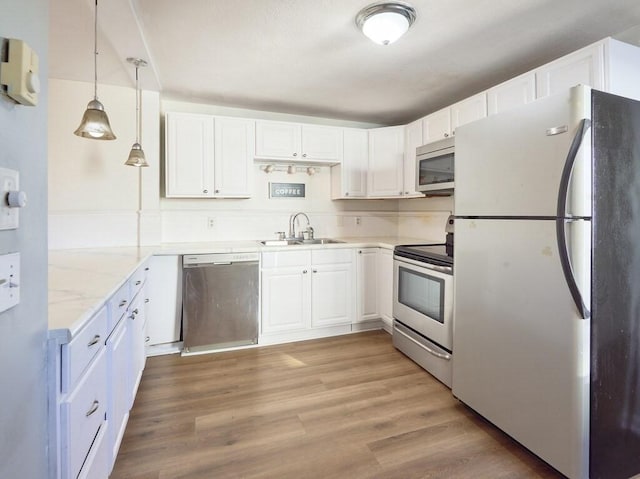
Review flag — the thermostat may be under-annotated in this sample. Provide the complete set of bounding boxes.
[1,38,40,106]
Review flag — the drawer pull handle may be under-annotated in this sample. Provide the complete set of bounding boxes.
[119,300,127,308]
[144,267,149,271]
[144,298,150,304]
[85,400,100,417]
[145,336,150,343]
[87,335,101,347]
[135,280,142,285]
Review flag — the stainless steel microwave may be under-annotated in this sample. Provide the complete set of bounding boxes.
[415,137,454,194]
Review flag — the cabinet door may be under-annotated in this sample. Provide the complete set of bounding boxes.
[301,125,343,162]
[165,113,215,197]
[422,107,451,144]
[129,291,146,408]
[356,248,379,322]
[487,72,536,115]
[255,121,301,159]
[145,255,181,347]
[213,118,255,197]
[107,317,130,469]
[261,266,311,333]
[451,92,487,133]
[403,119,423,197]
[311,262,354,327]
[333,128,367,198]
[367,126,404,197]
[536,42,605,98]
[377,249,394,329]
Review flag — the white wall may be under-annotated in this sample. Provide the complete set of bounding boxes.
[0,2,49,477]
[48,79,160,248]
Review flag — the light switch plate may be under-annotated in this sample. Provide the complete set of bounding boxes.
[0,252,20,313]
[0,168,19,230]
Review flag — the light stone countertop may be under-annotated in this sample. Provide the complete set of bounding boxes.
[48,236,436,342]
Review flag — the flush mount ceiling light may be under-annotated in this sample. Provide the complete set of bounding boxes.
[356,1,416,45]
[74,0,116,140]
[125,57,149,167]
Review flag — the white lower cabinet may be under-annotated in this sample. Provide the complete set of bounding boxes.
[48,262,151,479]
[377,248,394,330]
[261,249,355,338]
[356,248,379,322]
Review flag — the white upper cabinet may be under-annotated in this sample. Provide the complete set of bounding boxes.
[403,118,423,197]
[421,92,487,145]
[165,112,215,197]
[165,113,254,198]
[214,117,255,197]
[301,125,343,162]
[367,126,405,197]
[331,128,368,199]
[255,120,343,163]
[487,72,536,115]
[536,42,605,98]
[451,92,487,133]
[422,107,451,144]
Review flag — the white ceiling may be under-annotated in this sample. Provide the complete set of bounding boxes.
[49,0,640,125]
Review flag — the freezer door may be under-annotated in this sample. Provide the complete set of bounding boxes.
[452,218,590,479]
[455,85,592,217]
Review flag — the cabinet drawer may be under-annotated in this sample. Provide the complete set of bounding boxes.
[130,263,148,299]
[312,248,353,265]
[77,421,109,479]
[108,281,131,331]
[262,250,310,269]
[61,347,107,479]
[61,306,108,393]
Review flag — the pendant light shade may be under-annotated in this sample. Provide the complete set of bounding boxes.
[356,1,416,45]
[125,58,149,167]
[74,0,116,140]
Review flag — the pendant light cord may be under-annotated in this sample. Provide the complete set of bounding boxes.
[93,0,98,100]
[135,65,140,143]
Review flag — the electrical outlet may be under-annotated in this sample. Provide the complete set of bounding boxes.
[207,217,215,229]
[355,216,362,226]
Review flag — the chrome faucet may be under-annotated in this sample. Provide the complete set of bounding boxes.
[289,212,313,240]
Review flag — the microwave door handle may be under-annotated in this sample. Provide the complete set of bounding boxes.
[555,118,591,320]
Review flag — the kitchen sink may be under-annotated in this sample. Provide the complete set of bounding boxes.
[298,238,344,245]
[258,238,344,246]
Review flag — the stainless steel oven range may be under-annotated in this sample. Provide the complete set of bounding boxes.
[393,244,453,387]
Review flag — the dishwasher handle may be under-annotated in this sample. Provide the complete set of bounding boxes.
[183,252,260,266]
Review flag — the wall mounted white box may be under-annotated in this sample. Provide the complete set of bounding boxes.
[0,252,20,312]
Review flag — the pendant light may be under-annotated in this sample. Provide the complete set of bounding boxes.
[74,0,116,140]
[356,1,416,45]
[125,58,149,167]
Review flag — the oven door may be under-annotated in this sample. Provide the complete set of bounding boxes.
[393,256,453,350]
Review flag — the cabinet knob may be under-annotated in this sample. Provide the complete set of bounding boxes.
[203,189,208,193]
[358,250,362,254]
[302,153,307,158]
[452,130,456,135]
[405,191,410,194]
[312,269,317,273]
[399,191,403,195]
[444,133,449,138]
[303,269,308,274]
[144,267,149,271]
[215,189,220,193]
[345,192,349,196]
[293,152,298,157]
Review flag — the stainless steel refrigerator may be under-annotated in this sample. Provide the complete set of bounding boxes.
[453,85,640,479]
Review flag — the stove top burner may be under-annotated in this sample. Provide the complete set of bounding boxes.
[394,243,453,267]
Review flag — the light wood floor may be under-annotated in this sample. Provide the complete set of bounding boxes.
[111,331,563,479]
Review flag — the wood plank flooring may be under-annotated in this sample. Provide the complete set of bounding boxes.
[111,331,563,479]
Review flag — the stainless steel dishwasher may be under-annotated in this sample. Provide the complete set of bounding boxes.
[182,252,259,354]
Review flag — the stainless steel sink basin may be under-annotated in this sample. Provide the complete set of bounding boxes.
[298,238,344,245]
[259,238,344,246]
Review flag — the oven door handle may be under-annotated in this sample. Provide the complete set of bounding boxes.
[394,326,452,361]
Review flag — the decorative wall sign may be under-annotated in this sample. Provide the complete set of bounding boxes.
[269,182,305,198]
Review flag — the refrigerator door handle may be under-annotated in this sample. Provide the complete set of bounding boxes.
[556,118,591,319]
